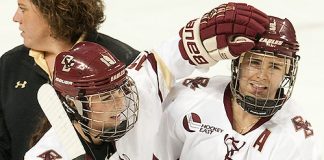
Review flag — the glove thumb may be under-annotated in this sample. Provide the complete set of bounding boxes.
[228,36,255,57]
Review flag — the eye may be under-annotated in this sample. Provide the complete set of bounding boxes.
[249,59,261,66]
[271,63,283,70]
[18,5,26,13]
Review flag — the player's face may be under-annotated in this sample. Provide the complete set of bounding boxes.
[238,52,287,99]
[87,90,126,131]
[13,0,51,50]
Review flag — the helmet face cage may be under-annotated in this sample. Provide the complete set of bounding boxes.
[230,51,299,117]
[65,76,139,142]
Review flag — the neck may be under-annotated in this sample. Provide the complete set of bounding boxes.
[232,97,260,134]
[43,39,73,77]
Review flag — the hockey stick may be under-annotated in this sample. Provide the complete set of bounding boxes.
[37,83,86,159]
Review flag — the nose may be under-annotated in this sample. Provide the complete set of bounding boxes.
[13,9,21,23]
[256,65,271,80]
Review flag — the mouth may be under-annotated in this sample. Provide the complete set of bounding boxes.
[249,82,268,95]
[20,31,24,37]
[110,113,121,120]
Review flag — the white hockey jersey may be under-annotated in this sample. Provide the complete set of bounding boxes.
[153,76,322,160]
[109,37,195,160]
[25,37,196,160]
[24,128,82,160]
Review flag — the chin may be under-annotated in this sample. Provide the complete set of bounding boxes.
[23,40,32,48]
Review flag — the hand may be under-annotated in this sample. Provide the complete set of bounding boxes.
[179,2,269,67]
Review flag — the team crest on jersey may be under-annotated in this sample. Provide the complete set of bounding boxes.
[224,134,246,160]
[183,113,223,134]
[37,149,62,160]
[292,116,314,138]
[182,77,209,90]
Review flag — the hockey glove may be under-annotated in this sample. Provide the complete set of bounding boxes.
[179,2,269,67]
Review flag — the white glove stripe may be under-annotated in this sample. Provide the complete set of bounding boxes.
[181,18,218,67]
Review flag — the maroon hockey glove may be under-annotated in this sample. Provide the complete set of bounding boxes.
[179,2,269,67]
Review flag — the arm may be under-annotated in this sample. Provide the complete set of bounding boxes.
[152,3,270,159]
[0,57,11,160]
[0,106,11,160]
[136,2,269,99]
[270,135,323,160]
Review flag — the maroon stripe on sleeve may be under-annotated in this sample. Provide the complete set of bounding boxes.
[146,52,163,102]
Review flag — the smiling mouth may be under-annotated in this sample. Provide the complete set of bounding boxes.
[250,82,268,95]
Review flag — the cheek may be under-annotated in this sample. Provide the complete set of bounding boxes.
[90,103,112,112]
[23,22,51,48]
[238,68,254,81]
[269,73,284,87]
[28,14,50,35]
[32,23,51,39]
[269,79,282,93]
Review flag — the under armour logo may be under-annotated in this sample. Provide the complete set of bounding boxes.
[292,116,314,138]
[224,134,246,160]
[15,81,27,88]
[37,149,62,160]
[61,55,75,72]
[183,77,209,90]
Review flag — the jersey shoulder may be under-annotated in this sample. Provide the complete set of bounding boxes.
[162,75,230,120]
[266,99,321,153]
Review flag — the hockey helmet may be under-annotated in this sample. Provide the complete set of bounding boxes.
[231,16,300,117]
[53,41,139,142]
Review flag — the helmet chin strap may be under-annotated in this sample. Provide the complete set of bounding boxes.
[59,94,84,122]
[94,120,129,141]
[235,94,283,117]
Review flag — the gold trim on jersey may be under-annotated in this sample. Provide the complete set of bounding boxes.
[151,50,174,91]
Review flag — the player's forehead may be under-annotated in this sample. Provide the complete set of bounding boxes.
[243,51,286,63]
[92,89,123,98]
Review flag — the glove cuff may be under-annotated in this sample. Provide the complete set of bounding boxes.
[180,18,217,67]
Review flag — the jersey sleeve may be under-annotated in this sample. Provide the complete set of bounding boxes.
[153,36,196,80]
[127,36,197,101]
[0,106,10,160]
[269,134,323,160]
[0,57,11,160]
[24,128,85,160]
